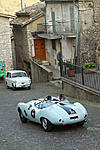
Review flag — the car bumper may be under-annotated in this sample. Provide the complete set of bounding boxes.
[52,114,87,126]
[16,83,31,88]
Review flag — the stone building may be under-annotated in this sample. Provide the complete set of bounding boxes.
[0,13,14,73]
[39,0,78,69]
[11,2,45,76]
[79,0,100,67]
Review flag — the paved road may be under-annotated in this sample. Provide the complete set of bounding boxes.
[0,82,100,150]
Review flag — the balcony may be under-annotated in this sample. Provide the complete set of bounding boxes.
[37,23,76,37]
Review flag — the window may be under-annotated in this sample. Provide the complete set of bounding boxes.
[7,72,11,78]
[52,39,56,50]
[12,72,27,78]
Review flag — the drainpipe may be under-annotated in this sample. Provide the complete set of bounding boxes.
[74,0,79,64]
[21,0,25,10]
[75,4,79,57]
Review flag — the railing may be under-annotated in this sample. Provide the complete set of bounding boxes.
[37,23,76,35]
[62,62,100,92]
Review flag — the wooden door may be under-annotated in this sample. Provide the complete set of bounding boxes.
[34,39,46,60]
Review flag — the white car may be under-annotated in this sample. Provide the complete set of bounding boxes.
[5,70,31,90]
[17,95,88,131]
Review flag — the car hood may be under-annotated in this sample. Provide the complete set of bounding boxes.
[13,77,30,82]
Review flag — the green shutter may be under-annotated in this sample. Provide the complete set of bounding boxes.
[44,15,47,31]
[70,6,75,33]
[45,15,46,25]
[51,11,56,33]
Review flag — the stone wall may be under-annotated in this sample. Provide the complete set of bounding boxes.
[79,25,99,65]
[0,16,13,72]
[62,77,100,103]
[31,60,53,83]
[79,0,100,66]
[94,0,100,23]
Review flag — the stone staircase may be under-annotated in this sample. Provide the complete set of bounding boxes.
[44,65,60,80]
[32,57,61,80]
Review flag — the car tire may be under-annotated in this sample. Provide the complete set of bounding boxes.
[41,118,53,132]
[19,110,27,123]
[6,82,9,89]
[12,84,16,91]
[77,121,85,126]
[27,85,31,90]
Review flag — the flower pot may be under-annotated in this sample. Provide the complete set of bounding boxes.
[67,70,75,77]
[84,68,97,74]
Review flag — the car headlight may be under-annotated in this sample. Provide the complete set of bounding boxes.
[29,79,31,83]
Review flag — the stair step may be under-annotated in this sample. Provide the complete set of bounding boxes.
[42,61,49,66]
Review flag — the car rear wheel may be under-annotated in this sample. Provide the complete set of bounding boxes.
[19,110,27,123]
[41,118,53,132]
[6,82,9,89]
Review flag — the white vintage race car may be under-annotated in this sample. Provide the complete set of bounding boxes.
[5,70,31,90]
[17,95,88,131]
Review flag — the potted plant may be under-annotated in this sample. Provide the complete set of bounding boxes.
[83,62,97,73]
[66,61,75,77]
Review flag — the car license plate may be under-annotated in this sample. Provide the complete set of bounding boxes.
[70,114,78,117]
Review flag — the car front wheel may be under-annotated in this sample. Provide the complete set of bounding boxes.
[41,118,53,132]
[27,85,31,90]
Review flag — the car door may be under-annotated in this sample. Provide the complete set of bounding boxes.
[9,73,13,87]
[6,72,12,87]
[27,104,40,123]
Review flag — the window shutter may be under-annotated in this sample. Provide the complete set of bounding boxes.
[70,6,75,33]
[44,15,47,31]
[51,11,56,33]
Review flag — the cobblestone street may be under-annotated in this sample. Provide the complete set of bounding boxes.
[0,82,100,150]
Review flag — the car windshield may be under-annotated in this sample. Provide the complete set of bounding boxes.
[12,72,27,78]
